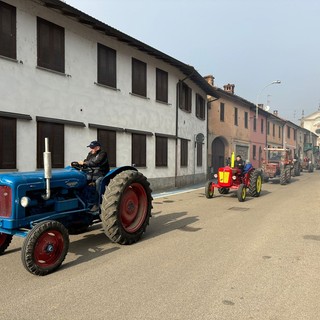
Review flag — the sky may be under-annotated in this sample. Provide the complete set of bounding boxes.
[66,0,320,123]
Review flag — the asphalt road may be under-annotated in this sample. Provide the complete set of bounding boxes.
[1,171,320,320]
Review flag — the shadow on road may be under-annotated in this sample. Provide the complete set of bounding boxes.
[145,210,200,240]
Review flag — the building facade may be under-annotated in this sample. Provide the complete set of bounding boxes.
[205,77,252,173]
[0,0,217,191]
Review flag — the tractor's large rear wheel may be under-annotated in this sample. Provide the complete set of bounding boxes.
[280,169,287,185]
[285,167,291,183]
[0,233,13,255]
[249,170,262,197]
[21,221,69,276]
[100,170,152,245]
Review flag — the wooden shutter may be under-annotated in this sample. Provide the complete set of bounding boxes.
[132,58,146,97]
[37,18,65,73]
[132,133,146,167]
[37,122,64,168]
[0,117,16,169]
[0,2,16,59]
[156,68,168,103]
[156,136,168,167]
[97,44,116,88]
[98,129,116,167]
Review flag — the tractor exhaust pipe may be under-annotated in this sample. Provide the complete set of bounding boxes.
[42,137,52,200]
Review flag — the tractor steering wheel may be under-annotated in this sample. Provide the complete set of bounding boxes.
[71,161,89,170]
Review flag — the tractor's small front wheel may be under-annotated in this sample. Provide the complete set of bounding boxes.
[21,220,69,276]
[249,170,262,197]
[0,233,13,255]
[237,184,246,202]
[205,181,214,198]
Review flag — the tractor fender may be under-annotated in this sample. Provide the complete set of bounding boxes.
[99,166,138,195]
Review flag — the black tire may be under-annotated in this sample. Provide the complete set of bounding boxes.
[218,187,229,194]
[100,170,152,245]
[237,184,246,202]
[205,181,214,198]
[248,170,262,197]
[285,167,291,183]
[0,233,13,255]
[280,169,286,185]
[21,221,69,276]
[294,163,300,176]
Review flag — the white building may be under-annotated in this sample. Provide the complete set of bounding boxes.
[0,0,217,191]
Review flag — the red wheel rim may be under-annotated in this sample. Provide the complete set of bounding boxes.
[119,183,148,233]
[0,233,7,246]
[33,230,64,268]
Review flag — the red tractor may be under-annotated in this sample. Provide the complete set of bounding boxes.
[205,162,262,202]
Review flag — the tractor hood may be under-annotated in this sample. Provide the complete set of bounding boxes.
[0,167,87,190]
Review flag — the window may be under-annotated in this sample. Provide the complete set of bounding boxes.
[267,121,270,135]
[196,94,205,120]
[132,133,146,167]
[261,119,264,134]
[156,68,168,103]
[97,44,116,88]
[293,129,296,141]
[279,126,281,139]
[287,126,291,139]
[155,136,168,167]
[272,123,275,137]
[0,117,16,169]
[37,121,64,168]
[37,17,65,73]
[179,82,192,112]
[98,129,116,167]
[180,139,188,167]
[253,117,256,131]
[0,1,16,59]
[197,142,203,167]
[234,107,238,126]
[132,58,146,97]
[244,112,248,129]
[220,103,225,121]
[253,145,256,160]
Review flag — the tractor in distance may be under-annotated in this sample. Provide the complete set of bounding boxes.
[300,157,314,172]
[261,147,298,185]
[0,138,153,276]
[205,153,262,202]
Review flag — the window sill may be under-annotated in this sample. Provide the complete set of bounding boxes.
[0,168,18,172]
[155,100,171,106]
[94,82,120,91]
[36,66,71,78]
[129,92,150,100]
[0,54,23,64]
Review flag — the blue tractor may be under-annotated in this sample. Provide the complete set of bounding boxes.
[0,139,152,276]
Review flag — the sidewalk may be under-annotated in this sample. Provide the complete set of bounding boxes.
[152,183,204,199]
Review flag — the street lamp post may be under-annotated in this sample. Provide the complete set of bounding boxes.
[255,80,281,119]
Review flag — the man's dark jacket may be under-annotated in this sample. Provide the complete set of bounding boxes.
[84,149,110,178]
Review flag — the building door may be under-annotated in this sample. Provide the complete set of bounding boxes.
[211,138,225,174]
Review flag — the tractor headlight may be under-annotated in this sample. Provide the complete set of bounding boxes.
[214,174,218,178]
[232,176,237,180]
[20,197,31,207]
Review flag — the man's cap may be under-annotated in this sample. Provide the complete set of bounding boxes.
[87,141,101,148]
